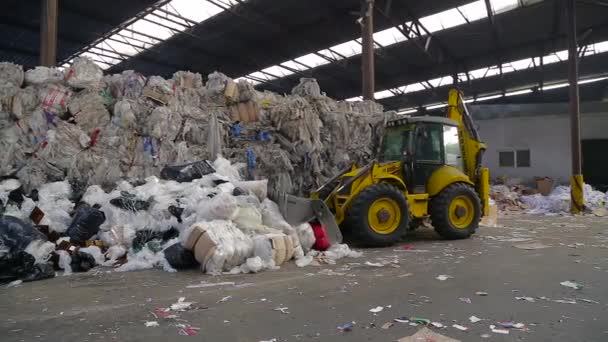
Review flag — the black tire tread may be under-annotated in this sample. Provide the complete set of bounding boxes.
[430,183,481,240]
[345,183,409,247]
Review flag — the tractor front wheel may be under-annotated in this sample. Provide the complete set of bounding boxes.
[430,183,481,240]
[345,183,409,247]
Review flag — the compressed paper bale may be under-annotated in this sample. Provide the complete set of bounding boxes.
[237,79,256,102]
[0,62,24,86]
[65,57,103,89]
[112,99,138,130]
[38,121,90,171]
[37,83,72,116]
[68,90,111,134]
[0,124,31,177]
[16,158,64,193]
[143,76,174,104]
[104,70,147,100]
[10,86,38,119]
[206,71,229,94]
[144,106,182,141]
[291,78,321,97]
[172,71,203,89]
[24,66,63,85]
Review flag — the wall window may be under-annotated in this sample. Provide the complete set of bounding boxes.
[499,149,530,168]
[516,150,531,167]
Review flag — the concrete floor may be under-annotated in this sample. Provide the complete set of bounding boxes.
[2,214,608,342]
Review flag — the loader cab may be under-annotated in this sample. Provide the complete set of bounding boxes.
[380,116,462,193]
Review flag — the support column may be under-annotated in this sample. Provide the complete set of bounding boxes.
[566,0,584,214]
[361,0,375,100]
[40,0,58,66]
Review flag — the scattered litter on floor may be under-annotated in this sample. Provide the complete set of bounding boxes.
[513,242,551,250]
[170,297,194,311]
[431,322,445,328]
[369,306,384,313]
[469,316,482,323]
[186,281,236,289]
[452,324,469,331]
[274,306,289,314]
[560,280,583,290]
[436,275,452,281]
[459,297,471,304]
[217,296,232,303]
[490,325,510,334]
[337,322,355,332]
[381,322,394,329]
[516,296,536,302]
[364,261,384,267]
[394,317,409,323]
[475,291,488,296]
[578,298,600,304]
[144,321,159,327]
[177,325,200,336]
[6,280,22,287]
[398,327,460,342]
[553,299,577,304]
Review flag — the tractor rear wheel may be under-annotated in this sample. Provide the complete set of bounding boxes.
[430,183,481,240]
[345,183,409,247]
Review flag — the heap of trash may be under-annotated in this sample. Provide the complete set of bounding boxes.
[0,58,376,283]
[491,182,608,215]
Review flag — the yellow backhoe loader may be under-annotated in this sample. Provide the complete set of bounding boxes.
[272,89,490,246]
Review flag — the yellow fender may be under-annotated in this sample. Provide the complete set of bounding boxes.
[426,166,474,197]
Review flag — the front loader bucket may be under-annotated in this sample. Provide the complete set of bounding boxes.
[270,191,343,244]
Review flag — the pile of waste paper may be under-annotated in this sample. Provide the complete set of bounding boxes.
[0,58,377,283]
[491,183,608,215]
[521,184,608,215]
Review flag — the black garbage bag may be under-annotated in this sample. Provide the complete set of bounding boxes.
[66,204,106,244]
[132,228,180,252]
[168,205,184,223]
[110,191,151,212]
[0,216,55,283]
[70,251,96,272]
[160,160,215,183]
[164,243,199,270]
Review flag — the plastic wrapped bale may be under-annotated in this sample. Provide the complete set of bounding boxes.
[10,86,39,120]
[37,83,72,117]
[112,99,139,130]
[173,71,204,89]
[122,136,162,180]
[0,62,24,87]
[68,89,111,134]
[291,78,322,97]
[68,150,122,194]
[143,106,182,141]
[16,158,64,194]
[143,76,174,104]
[184,221,253,274]
[38,121,90,171]
[205,71,230,95]
[24,66,63,85]
[0,124,31,177]
[237,79,256,102]
[0,83,19,117]
[65,57,103,89]
[104,70,146,100]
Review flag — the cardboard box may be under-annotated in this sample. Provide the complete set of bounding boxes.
[536,177,554,196]
[193,232,217,268]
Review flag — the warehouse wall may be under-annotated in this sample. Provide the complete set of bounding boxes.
[471,102,608,185]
